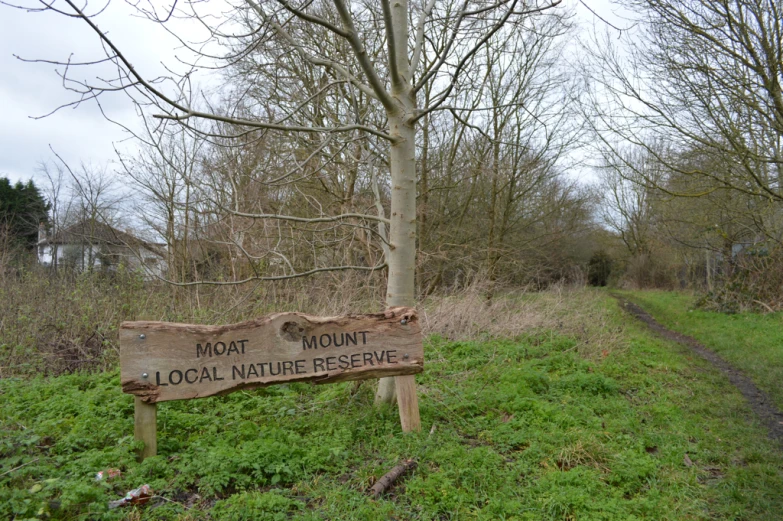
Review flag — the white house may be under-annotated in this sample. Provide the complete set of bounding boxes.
[37,221,167,279]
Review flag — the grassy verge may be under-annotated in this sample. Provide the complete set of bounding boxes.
[2,291,782,520]
[620,290,783,411]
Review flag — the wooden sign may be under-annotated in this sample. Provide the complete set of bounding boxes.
[120,307,423,403]
[120,307,423,459]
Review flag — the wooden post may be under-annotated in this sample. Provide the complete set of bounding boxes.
[395,375,420,432]
[134,397,157,461]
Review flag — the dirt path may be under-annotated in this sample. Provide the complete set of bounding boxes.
[616,297,783,445]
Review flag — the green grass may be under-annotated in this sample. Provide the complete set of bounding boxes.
[621,290,783,411]
[2,292,782,520]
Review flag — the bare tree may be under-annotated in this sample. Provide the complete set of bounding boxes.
[117,118,203,282]
[596,147,664,257]
[37,161,67,270]
[58,161,124,271]
[412,14,582,295]
[583,0,783,203]
[7,0,565,413]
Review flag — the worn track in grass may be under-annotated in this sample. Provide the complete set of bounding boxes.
[615,296,783,445]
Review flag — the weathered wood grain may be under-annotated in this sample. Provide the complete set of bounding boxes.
[134,397,157,460]
[395,374,421,432]
[120,307,423,403]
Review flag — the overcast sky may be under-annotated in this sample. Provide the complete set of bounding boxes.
[0,0,206,184]
[1,0,621,186]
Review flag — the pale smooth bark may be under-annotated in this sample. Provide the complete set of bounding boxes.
[376,0,417,405]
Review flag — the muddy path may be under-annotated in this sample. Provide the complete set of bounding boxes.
[615,296,783,445]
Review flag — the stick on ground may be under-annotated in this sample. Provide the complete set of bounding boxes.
[0,458,38,478]
[369,459,417,499]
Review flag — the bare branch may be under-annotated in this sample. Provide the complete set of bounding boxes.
[410,0,437,73]
[154,109,394,141]
[331,0,397,112]
[152,263,387,286]
[273,0,349,38]
[225,211,391,225]
[380,0,401,87]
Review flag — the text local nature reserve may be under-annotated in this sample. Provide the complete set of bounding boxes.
[153,329,400,386]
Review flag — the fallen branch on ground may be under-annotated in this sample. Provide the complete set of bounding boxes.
[0,458,39,478]
[369,459,417,499]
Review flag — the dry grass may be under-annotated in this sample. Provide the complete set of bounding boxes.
[0,267,386,377]
[421,280,626,361]
[0,268,624,377]
[555,440,609,473]
[420,280,547,340]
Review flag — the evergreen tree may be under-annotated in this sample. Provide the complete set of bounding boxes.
[0,177,50,250]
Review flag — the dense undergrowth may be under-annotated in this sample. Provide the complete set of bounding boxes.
[694,246,783,313]
[0,268,388,377]
[2,291,782,520]
[0,268,617,377]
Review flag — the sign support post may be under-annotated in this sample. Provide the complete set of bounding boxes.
[395,374,420,432]
[134,397,157,460]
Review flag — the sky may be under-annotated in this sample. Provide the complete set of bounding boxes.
[0,0,210,184]
[0,0,621,186]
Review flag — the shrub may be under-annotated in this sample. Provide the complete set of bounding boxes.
[696,244,783,313]
[587,250,612,287]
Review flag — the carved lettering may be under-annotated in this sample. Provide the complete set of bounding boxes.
[196,343,211,358]
[121,308,422,403]
[185,368,198,384]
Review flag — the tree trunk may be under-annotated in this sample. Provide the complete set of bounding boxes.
[376,110,417,405]
[376,0,417,406]
[485,119,500,300]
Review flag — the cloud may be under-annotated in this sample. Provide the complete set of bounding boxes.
[1,0,618,188]
[0,0,206,184]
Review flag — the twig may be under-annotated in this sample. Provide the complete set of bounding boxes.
[0,458,39,478]
[369,459,417,499]
[753,300,776,314]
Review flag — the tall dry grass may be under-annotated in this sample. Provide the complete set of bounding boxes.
[0,267,386,377]
[421,280,626,361]
[0,268,623,377]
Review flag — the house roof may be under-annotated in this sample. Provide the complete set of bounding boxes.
[41,221,166,257]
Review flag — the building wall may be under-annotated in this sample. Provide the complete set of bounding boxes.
[38,243,167,280]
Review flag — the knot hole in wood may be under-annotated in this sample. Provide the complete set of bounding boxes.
[280,321,306,342]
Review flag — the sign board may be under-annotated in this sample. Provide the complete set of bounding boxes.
[120,307,423,403]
